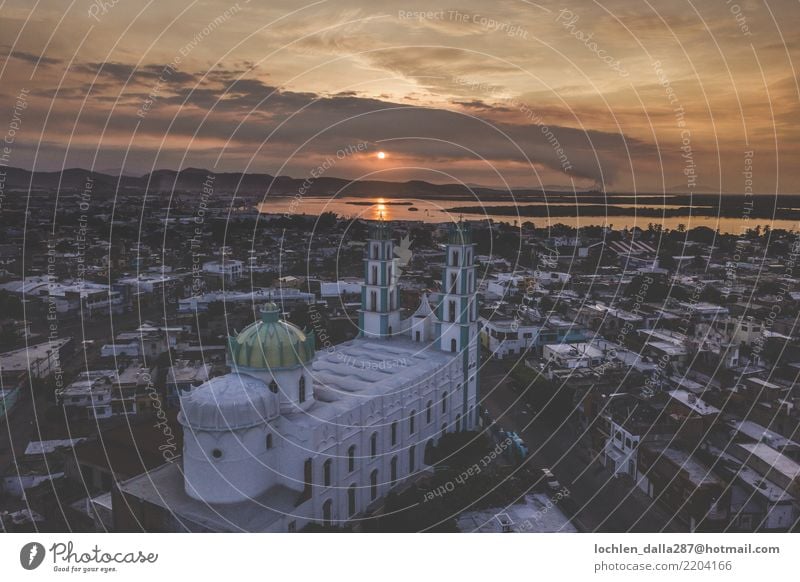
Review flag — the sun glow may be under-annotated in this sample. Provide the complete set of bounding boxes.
[377,151,386,159]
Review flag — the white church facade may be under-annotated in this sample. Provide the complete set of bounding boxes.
[115,221,480,532]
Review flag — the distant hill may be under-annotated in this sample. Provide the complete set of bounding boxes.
[0,166,596,201]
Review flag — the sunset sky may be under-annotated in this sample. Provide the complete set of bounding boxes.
[0,0,797,194]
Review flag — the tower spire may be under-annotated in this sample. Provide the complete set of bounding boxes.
[359,219,401,339]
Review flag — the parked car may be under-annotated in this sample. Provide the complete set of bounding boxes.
[540,468,562,493]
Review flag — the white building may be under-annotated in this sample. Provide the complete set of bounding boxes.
[203,259,244,284]
[543,342,604,369]
[480,318,540,359]
[116,221,481,532]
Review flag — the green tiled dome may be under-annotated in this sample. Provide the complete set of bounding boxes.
[228,303,315,369]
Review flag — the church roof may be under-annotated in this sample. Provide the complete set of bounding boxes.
[178,373,279,431]
[228,302,315,369]
[412,292,435,318]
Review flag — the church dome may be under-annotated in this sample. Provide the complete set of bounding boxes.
[227,302,315,369]
[178,373,278,431]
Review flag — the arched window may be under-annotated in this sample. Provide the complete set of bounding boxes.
[424,439,435,465]
[269,380,278,394]
[370,469,378,500]
[409,445,416,472]
[391,421,398,446]
[348,445,356,472]
[371,265,378,284]
[323,459,332,487]
[299,376,306,403]
[322,499,332,526]
[449,301,456,322]
[441,423,447,441]
[388,265,393,283]
[442,391,448,413]
[266,433,273,450]
[370,433,378,458]
[453,250,460,266]
[348,484,357,517]
[426,400,433,424]
[451,338,457,352]
[456,414,462,432]
[370,290,377,310]
[409,410,416,435]
[302,458,313,500]
[390,456,398,486]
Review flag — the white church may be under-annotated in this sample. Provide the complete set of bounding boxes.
[115,220,481,532]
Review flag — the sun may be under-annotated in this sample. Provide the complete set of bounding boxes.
[377,151,386,160]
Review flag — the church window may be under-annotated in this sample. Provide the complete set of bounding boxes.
[424,439,435,465]
[456,414,462,432]
[348,484,357,517]
[449,301,456,322]
[323,459,332,487]
[323,499,332,526]
[370,433,378,458]
[409,445,416,472]
[372,265,378,284]
[266,434,273,450]
[299,376,306,403]
[348,445,356,472]
[451,338,457,352]
[302,458,313,500]
[269,380,278,394]
[370,469,379,500]
[441,392,448,413]
[426,400,433,424]
[415,331,420,342]
[409,410,416,435]
[391,421,398,446]
[452,250,460,266]
[370,290,377,310]
[390,456,398,486]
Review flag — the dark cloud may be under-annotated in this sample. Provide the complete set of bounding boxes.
[6,49,61,66]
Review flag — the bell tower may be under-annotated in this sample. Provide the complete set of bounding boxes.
[436,220,479,429]
[360,219,401,339]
